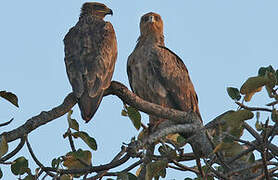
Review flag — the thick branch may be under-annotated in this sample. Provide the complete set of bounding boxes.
[2,81,203,144]
[105,81,202,124]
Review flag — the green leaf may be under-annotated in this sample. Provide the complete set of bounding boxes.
[72,131,97,151]
[248,153,255,164]
[265,71,277,89]
[11,157,28,175]
[127,106,141,130]
[218,110,253,139]
[146,160,167,180]
[63,149,92,169]
[23,175,35,180]
[255,120,263,131]
[0,136,8,158]
[276,70,278,85]
[69,119,79,131]
[177,135,186,144]
[0,91,19,107]
[127,173,137,180]
[258,67,267,76]
[51,158,62,169]
[67,110,79,131]
[224,110,254,127]
[256,111,260,121]
[117,172,137,180]
[266,65,275,73]
[258,66,275,76]
[226,87,241,101]
[121,109,128,116]
[158,145,177,159]
[240,76,268,102]
[271,110,278,123]
[60,174,72,180]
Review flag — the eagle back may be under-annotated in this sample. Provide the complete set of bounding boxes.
[64,16,117,98]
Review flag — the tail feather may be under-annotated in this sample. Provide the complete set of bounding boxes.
[78,91,104,123]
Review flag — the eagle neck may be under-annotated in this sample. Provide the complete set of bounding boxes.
[79,14,104,22]
[137,34,165,47]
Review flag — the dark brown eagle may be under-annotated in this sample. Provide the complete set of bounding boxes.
[64,2,117,122]
[127,12,201,130]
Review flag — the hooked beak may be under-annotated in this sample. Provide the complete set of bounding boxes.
[106,8,113,16]
[96,8,113,16]
[148,15,155,23]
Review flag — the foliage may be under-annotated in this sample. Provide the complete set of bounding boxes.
[1,65,278,179]
[122,105,142,130]
[0,91,19,108]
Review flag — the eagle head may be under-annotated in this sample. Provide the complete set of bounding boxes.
[140,12,164,37]
[81,2,113,19]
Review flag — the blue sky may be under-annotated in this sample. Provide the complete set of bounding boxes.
[0,0,278,179]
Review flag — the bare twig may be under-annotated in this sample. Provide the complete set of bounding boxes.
[0,118,14,127]
[178,153,196,161]
[203,159,229,180]
[236,102,272,112]
[89,160,144,179]
[196,158,204,178]
[206,130,231,170]
[266,100,278,106]
[243,123,262,142]
[267,123,278,145]
[227,161,263,176]
[26,137,55,177]
[88,146,127,180]
[39,154,131,175]
[67,128,76,152]
[121,159,143,173]
[172,160,200,174]
[168,164,187,171]
[261,121,270,180]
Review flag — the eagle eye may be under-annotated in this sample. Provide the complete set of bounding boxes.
[143,16,148,22]
[93,4,105,10]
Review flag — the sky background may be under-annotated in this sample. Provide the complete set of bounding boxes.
[0,0,278,179]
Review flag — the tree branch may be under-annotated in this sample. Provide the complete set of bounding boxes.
[0,118,14,127]
[2,81,203,144]
[236,102,272,112]
[105,81,202,125]
[43,154,131,175]
[1,93,77,143]
[26,137,55,177]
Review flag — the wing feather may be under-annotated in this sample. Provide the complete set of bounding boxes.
[155,46,200,117]
[64,18,117,121]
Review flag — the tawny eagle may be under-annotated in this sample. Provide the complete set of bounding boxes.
[64,2,117,122]
[127,12,201,130]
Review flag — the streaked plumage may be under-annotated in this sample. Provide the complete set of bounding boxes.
[64,2,117,122]
[127,12,201,130]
